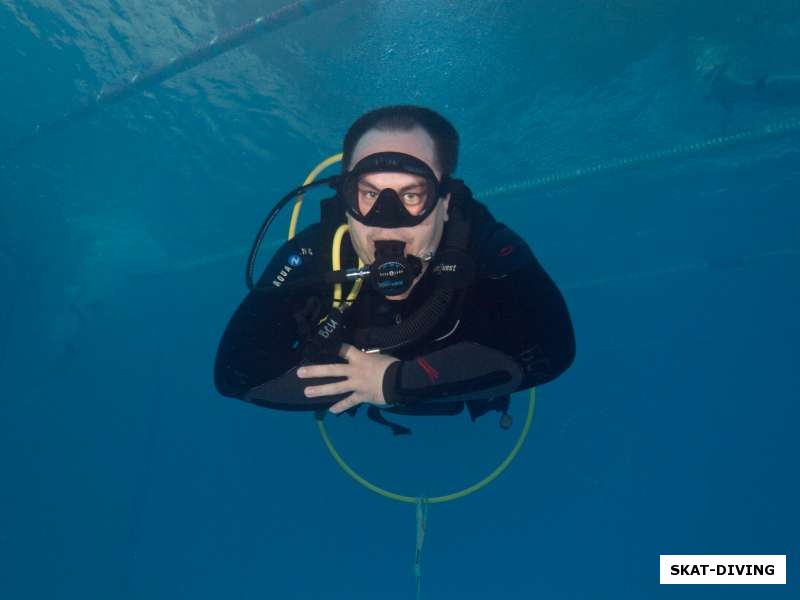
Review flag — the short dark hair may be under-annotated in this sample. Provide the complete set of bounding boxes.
[342,105,460,176]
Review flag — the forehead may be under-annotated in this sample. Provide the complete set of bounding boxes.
[350,126,439,176]
[358,171,428,189]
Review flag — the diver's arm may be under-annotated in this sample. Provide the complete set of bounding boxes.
[381,341,525,406]
[382,226,576,407]
[213,225,324,399]
[755,73,800,106]
[710,64,800,107]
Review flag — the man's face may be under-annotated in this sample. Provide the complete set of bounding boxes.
[346,126,451,300]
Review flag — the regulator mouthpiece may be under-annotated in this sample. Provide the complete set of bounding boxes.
[371,240,422,296]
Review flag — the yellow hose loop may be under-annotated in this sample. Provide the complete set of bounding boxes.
[288,152,343,241]
[287,153,363,309]
[315,388,537,504]
[331,224,364,308]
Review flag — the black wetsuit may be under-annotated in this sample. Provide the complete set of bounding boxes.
[214,192,575,426]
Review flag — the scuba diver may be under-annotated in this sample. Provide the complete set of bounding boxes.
[214,105,576,435]
[706,63,800,109]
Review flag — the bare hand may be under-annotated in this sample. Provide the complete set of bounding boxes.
[296,343,400,414]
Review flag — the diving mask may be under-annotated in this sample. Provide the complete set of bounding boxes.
[245,151,451,294]
[339,152,450,228]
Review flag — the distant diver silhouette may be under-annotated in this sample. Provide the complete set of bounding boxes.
[707,62,800,109]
